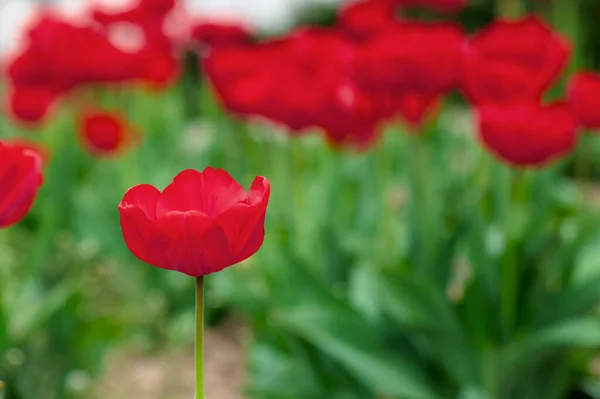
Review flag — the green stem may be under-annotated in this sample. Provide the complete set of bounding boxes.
[407,133,438,278]
[499,167,518,342]
[195,276,205,399]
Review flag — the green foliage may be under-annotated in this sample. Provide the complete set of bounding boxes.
[3,81,600,398]
[4,2,600,395]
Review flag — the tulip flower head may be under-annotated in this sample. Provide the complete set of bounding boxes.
[79,111,138,157]
[567,71,600,131]
[119,168,270,277]
[462,16,570,105]
[0,140,45,228]
[477,101,577,167]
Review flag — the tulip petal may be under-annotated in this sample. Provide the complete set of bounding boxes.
[157,168,246,218]
[217,176,270,261]
[153,211,229,276]
[0,152,43,227]
[185,211,230,276]
[119,206,172,269]
[119,184,161,221]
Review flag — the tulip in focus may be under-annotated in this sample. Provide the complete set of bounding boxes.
[567,71,600,131]
[477,101,578,167]
[79,111,138,157]
[119,167,270,277]
[0,140,45,228]
[119,167,269,399]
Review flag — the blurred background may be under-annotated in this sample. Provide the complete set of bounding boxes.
[3,0,600,398]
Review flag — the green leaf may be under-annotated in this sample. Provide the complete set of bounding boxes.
[382,271,480,386]
[281,301,438,399]
[536,274,600,326]
[8,281,76,342]
[248,339,323,399]
[573,234,600,283]
[503,317,600,373]
[348,264,384,323]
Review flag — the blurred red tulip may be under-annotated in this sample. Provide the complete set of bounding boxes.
[462,16,570,105]
[206,29,347,131]
[79,111,138,157]
[320,82,389,149]
[5,6,181,123]
[92,0,180,88]
[477,102,577,167]
[6,86,59,123]
[338,0,398,41]
[0,140,44,228]
[119,168,270,277]
[190,21,252,49]
[205,27,390,147]
[567,71,600,130]
[352,21,464,127]
[23,14,141,86]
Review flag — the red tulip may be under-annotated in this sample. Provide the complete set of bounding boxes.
[79,111,138,157]
[352,21,464,127]
[567,71,600,130]
[6,86,59,123]
[462,16,570,105]
[320,82,389,148]
[477,102,577,167]
[205,29,351,132]
[0,140,44,228]
[118,168,270,277]
[5,8,180,123]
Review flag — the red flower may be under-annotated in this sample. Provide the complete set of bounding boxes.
[338,0,398,41]
[118,168,270,277]
[477,102,577,167]
[6,86,59,123]
[352,21,464,127]
[206,27,391,147]
[21,14,141,87]
[0,140,44,228]
[5,6,181,124]
[79,111,138,157]
[319,82,390,149]
[92,0,180,88]
[190,20,252,49]
[206,29,350,131]
[462,16,570,105]
[567,71,600,130]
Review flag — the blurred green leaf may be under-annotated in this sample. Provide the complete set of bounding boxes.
[281,300,438,399]
[503,317,600,373]
[382,271,480,387]
[8,281,76,342]
[348,263,384,323]
[536,275,600,326]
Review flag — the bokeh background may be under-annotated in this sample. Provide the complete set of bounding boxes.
[3,0,600,398]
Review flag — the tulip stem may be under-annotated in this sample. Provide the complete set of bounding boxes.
[195,276,205,399]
